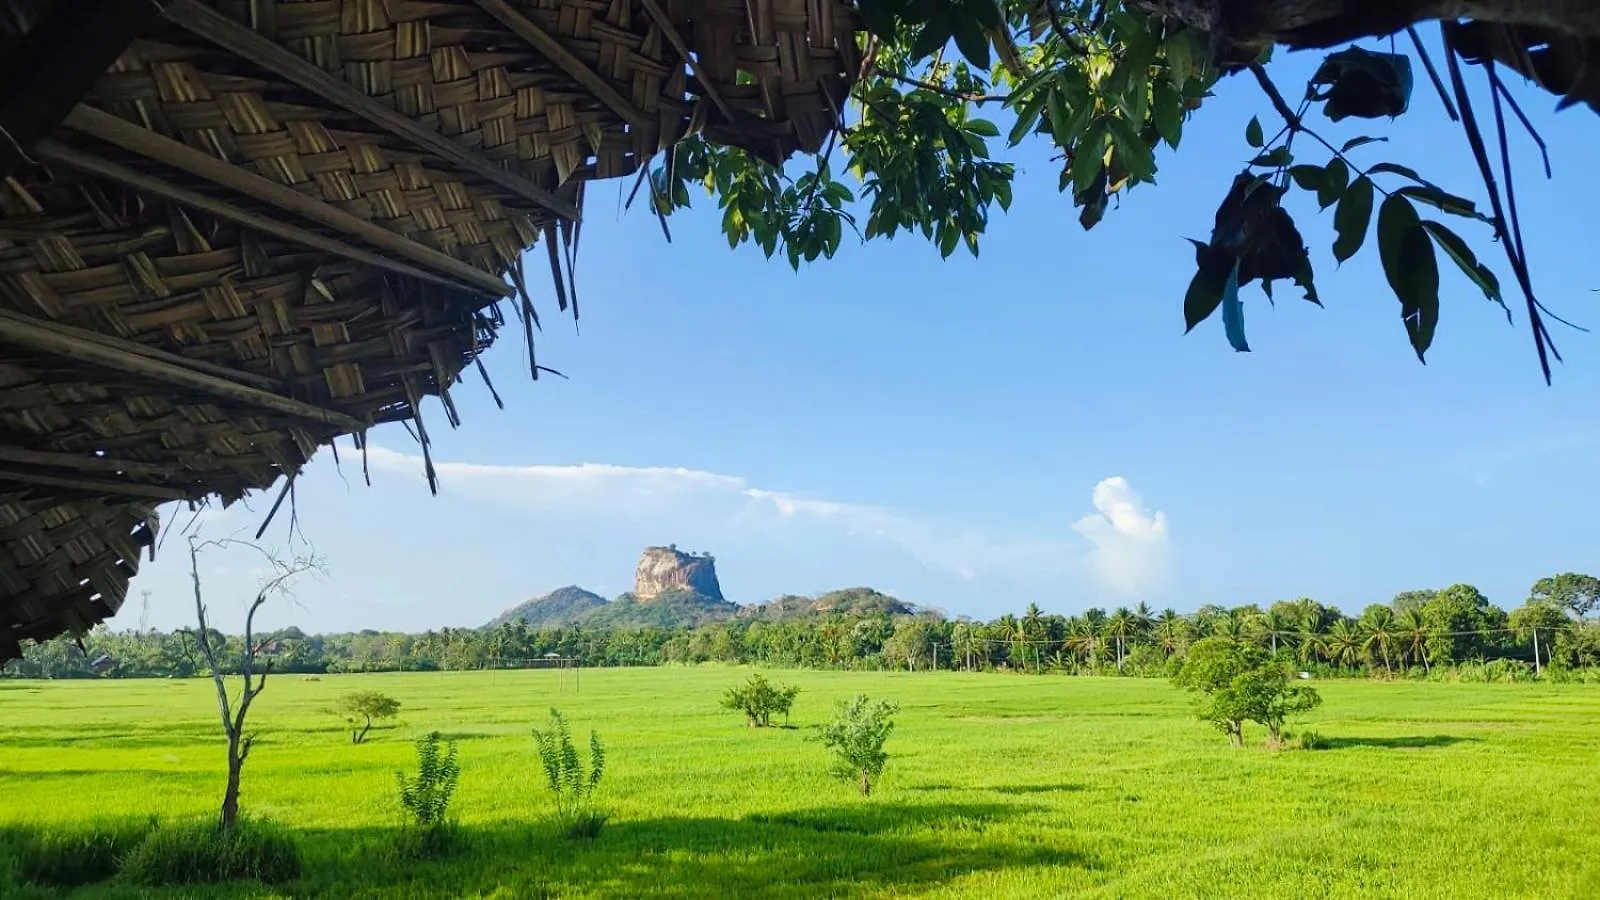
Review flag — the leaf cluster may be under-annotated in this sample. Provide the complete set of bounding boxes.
[531,708,606,837]
[815,694,899,795]
[396,731,460,828]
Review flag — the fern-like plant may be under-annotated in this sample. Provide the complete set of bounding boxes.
[531,709,607,839]
[396,731,460,828]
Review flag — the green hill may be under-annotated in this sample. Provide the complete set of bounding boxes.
[486,586,607,628]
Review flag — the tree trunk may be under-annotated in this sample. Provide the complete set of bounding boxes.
[1136,0,1600,45]
[356,716,373,744]
[1227,722,1243,747]
[221,738,242,829]
[1532,627,1542,676]
[859,772,872,796]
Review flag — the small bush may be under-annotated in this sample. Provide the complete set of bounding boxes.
[384,821,461,861]
[121,819,300,886]
[721,673,800,727]
[397,732,460,828]
[1285,730,1329,751]
[531,708,607,840]
[817,694,898,796]
[15,818,154,886]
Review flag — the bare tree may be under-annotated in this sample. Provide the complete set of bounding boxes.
[185,536,319,830]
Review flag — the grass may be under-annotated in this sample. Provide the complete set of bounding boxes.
[2,668,1599,897]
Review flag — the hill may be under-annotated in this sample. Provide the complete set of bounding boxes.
[740,587,916,621]
[486,586,606,628]
[583,590,740,629]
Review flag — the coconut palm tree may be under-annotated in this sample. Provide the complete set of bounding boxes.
[1251,609,1294,656]
[993,614,1025,670]
[1398,607,1432,673]
[1325,619,1363,670]
[1359,606,1400,675]
[1105,607,1135,670]
[1021,603,1045,673]
[1208,610,1245,641]
[1154,608,1187,658]
[1064,617,1097,670]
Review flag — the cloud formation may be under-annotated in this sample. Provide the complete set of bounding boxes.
[1070,476,1172,597]
[366,447,1170,601]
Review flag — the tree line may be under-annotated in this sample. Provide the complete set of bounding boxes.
[8,574,1598,682]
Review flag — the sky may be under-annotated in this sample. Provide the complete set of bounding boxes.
[122,49,1600,635]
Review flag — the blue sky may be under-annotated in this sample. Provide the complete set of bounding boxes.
[126,51,1599,634]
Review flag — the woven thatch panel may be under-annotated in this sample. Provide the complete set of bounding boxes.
[0,0,860,660]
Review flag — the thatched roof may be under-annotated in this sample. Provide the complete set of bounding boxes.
[0,0,861,660]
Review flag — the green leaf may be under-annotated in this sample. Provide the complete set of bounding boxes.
[1249,147,1293,168]
[1008,91,1048,146]
[1071,121,1108,196]
[1165,30,1194,86]
[1420,220,1503,304]
[965,118,1000,138]
[1245,116,1264,148]
[1318,158,1349,209]
[1107,116,1157,184]
[1340,135,1387,152]
[856,0,899,42]
[1288,165,1326,194]
[1376,193,1438,358]
[938,224,960,258]
[1395,185,1488,222]
[1332,176,1374,263]
[1152,81,1184,148]
[910,18,951,62]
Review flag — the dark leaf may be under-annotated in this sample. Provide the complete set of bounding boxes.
[1071,121,1109,196]
[1420,220,1504,307]
[965,118,1000,138]
[1288,165,1326,194]
[1340,135,1387,152]
[1332,175,1374,263]
[1183,239,1229,332]
[1153,81,1184,148]
[1107,116,1157,183]
[968,0,1002,31]
[1311,48,1413,121]
[1009,91,1048,145]
[1246,116,1264,148]
[1318,158,1349,208]
[1249,147,1293,168]
[1395,185,1488,222]
[1376,193,1438,358]
[857,0,900,42]
[910,18,952,62]
[950,14,992,69]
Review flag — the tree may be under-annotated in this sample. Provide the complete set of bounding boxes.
[1529,573,1600,622]
[1421,584,1496,665]
[817,694,899,796]
[645,1,1596,381]
[185,537,318,830]
[1358,605,1399,674]
[1509,600,1568,676]
[1106,607,1135,670]
[721,673,801,727]
[1173,637,1322,746]
[397,732,460,829]
[332,691,402,744]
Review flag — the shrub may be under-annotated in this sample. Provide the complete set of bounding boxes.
[721,673,800,727]
[14,818,155,886]
[331,691,402,744]
[817,694,898,796]
[1286,730,1329,751]
[531,709,607,839]
[120,819,300,886]
[1173,638,1322,747]
[397,732,460,828]
[384,821,462,861]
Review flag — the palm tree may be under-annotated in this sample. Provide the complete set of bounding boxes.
[994,614,1025,670]
[950,622,978,671]
[1398,607,1431,673]
[1325,619,1363,670]
[1251,609,1294,656]
[1022,603,1045,673]
[1208,611,1244,641]
[1105,608,1135,670]
[1359,606,1399,675]
[1132,602,1154,646]
[1064,617,1096,670]
[1154,608,1187,658]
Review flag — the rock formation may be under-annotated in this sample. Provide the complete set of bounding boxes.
[634,545,724,602]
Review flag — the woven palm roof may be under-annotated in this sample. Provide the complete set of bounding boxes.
[0,0,861,661]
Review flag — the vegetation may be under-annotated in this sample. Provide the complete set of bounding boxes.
[331,691,402,744]
[530,709,608,839]
[1173,638,1322,746]
[817,694,900,796]
[722,673,801,727]
[397,732,461,831]
[17,573,1599,683]
[10,818,154,887]
[3,668,1600,896]
[646,1,1593,380]
[118,819,301,886]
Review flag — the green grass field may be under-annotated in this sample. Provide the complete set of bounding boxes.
[2,668,1598,898]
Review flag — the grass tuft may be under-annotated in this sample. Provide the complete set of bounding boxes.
[120,819,300,886]
[11,818,155,887]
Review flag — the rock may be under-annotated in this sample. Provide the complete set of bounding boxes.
[634,545,724,602]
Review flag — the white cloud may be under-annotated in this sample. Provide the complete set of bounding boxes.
[1070,476,1172,598]
[366,447,1171,601]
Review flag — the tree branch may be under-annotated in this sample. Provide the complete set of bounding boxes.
[885,71,1011,104]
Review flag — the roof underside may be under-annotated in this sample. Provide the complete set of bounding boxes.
[0,0,860,660]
